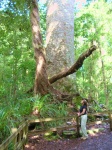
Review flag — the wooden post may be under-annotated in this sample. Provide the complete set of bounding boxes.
[13,136,17,150]
[22,123,28,150]
[109,112,112,131]
[11,128,17,150]
[76,116,80,137]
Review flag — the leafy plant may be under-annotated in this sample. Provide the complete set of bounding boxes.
[33,95,68,128]
[0,97,33,143]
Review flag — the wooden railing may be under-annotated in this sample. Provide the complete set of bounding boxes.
[0,111,112,150]
[28,111,112,136]
[0,120,28,150]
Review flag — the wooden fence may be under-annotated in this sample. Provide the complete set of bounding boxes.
[0,111,112,150]
[0,120,28,150]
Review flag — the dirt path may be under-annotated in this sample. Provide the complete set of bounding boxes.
[25,124,112,150]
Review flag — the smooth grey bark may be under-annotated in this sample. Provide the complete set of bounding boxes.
[46,0,75,91]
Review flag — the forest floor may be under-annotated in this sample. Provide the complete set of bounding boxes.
[25,123,112,150]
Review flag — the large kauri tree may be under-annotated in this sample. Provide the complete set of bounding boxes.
[46,0,75,90]
[31,0,97,99]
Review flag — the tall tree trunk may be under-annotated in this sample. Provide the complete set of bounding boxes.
[30,0,62,98]
[46,0,75,90]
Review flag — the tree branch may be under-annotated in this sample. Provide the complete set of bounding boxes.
[27,45,97,94]
[49,45,97,84]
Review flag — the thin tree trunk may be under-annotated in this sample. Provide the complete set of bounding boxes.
[31,0,50,95]
[31,0,62,98]
[99,47,108,107]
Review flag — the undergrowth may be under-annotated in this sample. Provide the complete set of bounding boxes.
[0,97,33,143]
[32,94,68,128]
[0,94,68,144]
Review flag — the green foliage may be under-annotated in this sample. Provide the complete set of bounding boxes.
[33,95,68,128]
[62,130,76,139]
[0,97,33,143]
[39,3,46,43]
[72,96,82,110]
[0,94,68,143]
[74,0,112,108]
[0,1,46,101]
[33,95,68,118]
[44,132,61,141]
[0,8,34,100]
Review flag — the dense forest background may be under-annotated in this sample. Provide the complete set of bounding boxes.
[0,0,112,143]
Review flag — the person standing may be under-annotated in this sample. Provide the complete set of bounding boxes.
[77,99,88,140]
